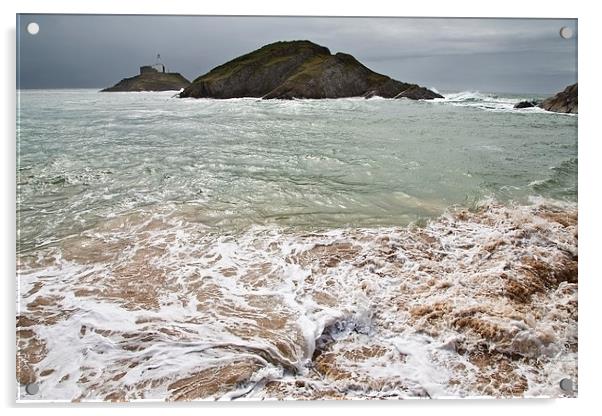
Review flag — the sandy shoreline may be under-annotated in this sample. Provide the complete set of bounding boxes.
[17,199,577,401]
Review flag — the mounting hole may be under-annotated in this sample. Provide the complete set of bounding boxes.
[559,26,573,40]
[26,22,40,35]
[25,382,39,395]
[559,378,574,392]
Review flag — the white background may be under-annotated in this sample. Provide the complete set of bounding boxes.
[2,1,600,414]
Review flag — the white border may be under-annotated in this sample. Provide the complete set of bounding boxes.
[2,1,601,415]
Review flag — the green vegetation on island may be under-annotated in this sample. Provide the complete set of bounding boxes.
[179,40,443,100]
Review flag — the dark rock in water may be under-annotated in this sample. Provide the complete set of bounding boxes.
[180,40,442,100]
[394,85,443,100]
[514,100,540,109]
[102,72,190,92]
[539,83,578,114]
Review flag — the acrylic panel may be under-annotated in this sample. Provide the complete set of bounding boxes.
[16,14,578,401]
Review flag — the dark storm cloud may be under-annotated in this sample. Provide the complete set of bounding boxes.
[17,15,577,94]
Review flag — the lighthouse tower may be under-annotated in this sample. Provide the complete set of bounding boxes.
[153,54,166,73]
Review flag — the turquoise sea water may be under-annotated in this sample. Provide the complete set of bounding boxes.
[17,89,577,253]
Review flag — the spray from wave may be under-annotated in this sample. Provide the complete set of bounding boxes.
[431,91,548,113]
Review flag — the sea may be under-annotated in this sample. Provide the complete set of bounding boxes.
[16,89,578,401]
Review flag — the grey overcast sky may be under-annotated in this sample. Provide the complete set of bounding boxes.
[17,15,577,94]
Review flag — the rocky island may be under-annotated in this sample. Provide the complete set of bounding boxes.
[102,61,190,92]
[179,40,443,100]
[539,83,577,114]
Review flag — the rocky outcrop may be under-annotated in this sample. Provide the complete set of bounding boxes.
[179,40,442,100]
[539,83,577,114]
[102,72,190,92]
[394,85,443,100]
[514,100,540,109]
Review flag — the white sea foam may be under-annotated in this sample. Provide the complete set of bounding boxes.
[429,90,568,114]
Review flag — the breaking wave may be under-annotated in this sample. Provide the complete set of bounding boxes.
[433,91,549,113]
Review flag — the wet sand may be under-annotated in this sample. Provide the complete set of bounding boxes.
[17,200,577,401]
